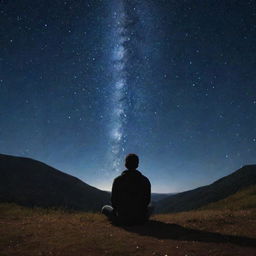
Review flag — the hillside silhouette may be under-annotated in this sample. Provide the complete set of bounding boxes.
[156,165,256,213]
[1,154,256,214]
[0,154,110,211]
[201,185,256,210]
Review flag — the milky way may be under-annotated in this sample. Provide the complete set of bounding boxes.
[108,1,127,172]
[107,0,145,172]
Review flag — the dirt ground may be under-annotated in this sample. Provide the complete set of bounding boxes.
[1,204,256,256]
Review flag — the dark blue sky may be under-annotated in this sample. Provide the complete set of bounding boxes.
[1,0,256,192]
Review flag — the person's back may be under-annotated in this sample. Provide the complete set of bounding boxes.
[101,154,152,225]
[112,168,151,224]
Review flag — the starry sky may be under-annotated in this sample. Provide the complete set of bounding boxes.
[1,0,256,193]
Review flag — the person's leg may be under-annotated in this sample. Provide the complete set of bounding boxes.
[101,205,118,223]
[101,205,114,217]
[147,205,154,217]
[143,204,154,223]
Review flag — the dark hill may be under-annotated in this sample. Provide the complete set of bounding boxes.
[201,185,256,210]
[0,154,110,211]
[156,165,256,213]
[151,193,175,202]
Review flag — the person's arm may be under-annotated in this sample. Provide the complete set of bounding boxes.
[146,179,151,206]
[111,179,119,209]
[144,177,151,206]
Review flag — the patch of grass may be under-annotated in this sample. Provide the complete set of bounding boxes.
[0,203,60,218]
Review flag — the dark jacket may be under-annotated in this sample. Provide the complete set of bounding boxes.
[111,169,151,223]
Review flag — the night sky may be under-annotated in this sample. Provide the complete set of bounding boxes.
[1,0,256,192]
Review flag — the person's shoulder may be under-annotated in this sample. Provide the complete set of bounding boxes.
[113,171,127,182]
[113,175,121,183]
[137,171,150,184]
[143,175,150,184]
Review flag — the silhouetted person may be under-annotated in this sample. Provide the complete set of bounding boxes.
[102,154,152,226]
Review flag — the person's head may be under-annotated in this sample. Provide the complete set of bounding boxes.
[125,153,139,170]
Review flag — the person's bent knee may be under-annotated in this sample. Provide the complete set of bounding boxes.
[101,205,114,217]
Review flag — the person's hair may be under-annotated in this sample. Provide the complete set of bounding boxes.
[125,153,139,169]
